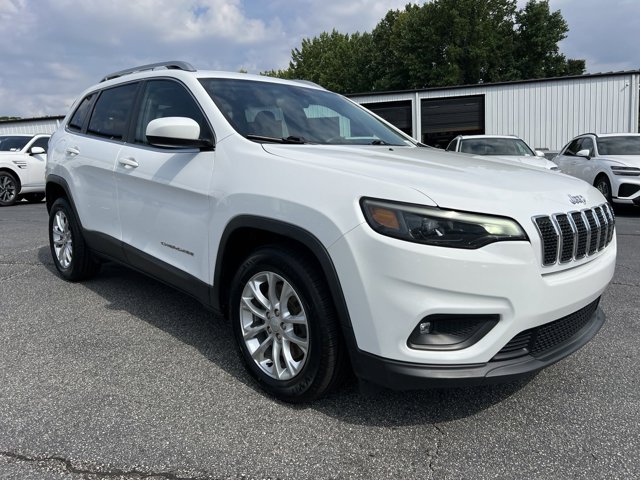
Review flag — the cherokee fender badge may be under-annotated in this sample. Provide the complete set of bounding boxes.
[568,194,587,205]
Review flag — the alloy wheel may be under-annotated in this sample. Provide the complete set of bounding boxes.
[52,210,73,269]
[239,271,309,381]
[0,174,17,203]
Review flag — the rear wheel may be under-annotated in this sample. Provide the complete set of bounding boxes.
[49,197,100,281]
[230,246,346,403]
[594,175,613,204]
[0,171,19,206]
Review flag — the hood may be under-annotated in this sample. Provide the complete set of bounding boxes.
[488,155,557,170]
[600,155,640,167]
[262,144,604,216]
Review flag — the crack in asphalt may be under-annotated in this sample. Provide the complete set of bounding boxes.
[0,264,39,281]
[428,425,445,478]
[0,451,217,480]
[616,263,640,275]
[611,281,640,289]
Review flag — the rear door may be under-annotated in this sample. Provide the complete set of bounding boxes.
[115,78,215,285]
[62,83,139,241]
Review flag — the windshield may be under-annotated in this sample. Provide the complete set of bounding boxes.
[597,136,640,155]
[459,138,534,156]
[0,136,31,152]
[199,78,413,146]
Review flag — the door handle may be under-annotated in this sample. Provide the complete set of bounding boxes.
[65,146,80,156]
[118,157,139,168]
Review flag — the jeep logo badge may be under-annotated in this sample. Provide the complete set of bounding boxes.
[568,194,586,205]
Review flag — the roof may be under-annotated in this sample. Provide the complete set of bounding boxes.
[347,70,640,98]
[595,133,640,137]
[0,116,64,125]
[458,134,519,140]
[97,61,324,90]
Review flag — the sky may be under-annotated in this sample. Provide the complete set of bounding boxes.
[1,0,639,118]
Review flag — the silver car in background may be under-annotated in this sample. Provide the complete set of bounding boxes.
[446,134,560,171]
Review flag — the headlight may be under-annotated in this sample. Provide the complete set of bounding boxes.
[611,166,640,176]
[360,198,528,249]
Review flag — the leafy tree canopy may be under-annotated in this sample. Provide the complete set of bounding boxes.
[263,0,586,93]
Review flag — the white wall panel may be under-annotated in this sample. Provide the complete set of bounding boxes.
[351,73,639,150]
[0,118,62,135]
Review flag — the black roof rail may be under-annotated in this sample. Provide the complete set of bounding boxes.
[100,61,196,82]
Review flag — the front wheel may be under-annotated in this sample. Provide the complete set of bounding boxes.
[0,171,19,206]
[48,197,100,281]
[229,246,346,403]
[594,176,613,204]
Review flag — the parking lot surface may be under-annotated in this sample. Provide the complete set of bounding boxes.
[1,203,639,479]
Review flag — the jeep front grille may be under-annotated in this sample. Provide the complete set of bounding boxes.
[532,204,614,267]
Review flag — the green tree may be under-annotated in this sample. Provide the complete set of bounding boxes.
[514,0,585,78]
[264,0,585,92]
[262,29,375,94]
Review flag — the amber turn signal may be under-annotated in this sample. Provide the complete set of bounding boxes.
[371,207,400,230]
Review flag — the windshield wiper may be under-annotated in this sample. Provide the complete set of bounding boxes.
[245,134,307,144]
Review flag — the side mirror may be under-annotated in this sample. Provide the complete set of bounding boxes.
[576,149,591,159]
[146,117,213,149]
[30,146,46,155]
[535,150,546,157]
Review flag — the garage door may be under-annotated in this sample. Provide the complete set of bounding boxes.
[361,100,412,136]
[421,95,484,148]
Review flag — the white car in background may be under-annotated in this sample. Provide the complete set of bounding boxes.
[554,133,640,206]
[0,134,49,206]
[446,135,560,171]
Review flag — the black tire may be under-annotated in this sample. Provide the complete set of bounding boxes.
[230,246,346,403]
[0,171,19,206]
[24,192,45,203]
[48,197,100,281]
[594,175,613,204]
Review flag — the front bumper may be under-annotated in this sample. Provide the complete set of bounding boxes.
[350,304,605,390]
[328,222,616,367]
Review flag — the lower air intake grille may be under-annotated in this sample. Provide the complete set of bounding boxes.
[492,298,600,361]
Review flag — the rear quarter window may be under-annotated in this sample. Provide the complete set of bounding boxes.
[67,94,95,132]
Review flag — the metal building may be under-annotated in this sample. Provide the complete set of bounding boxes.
[350,71,640,151]
[0,116,64,135]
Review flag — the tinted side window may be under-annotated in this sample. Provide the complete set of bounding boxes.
[87,83,138,141]
[134,79,212,145]
[31,137,49,153]
[68,94,95,132]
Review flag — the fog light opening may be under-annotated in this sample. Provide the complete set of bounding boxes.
[408,314,499,351]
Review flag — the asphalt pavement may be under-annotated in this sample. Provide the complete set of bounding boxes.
[0,202,638,479]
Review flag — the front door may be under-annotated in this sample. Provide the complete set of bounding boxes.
[115,79,216,284]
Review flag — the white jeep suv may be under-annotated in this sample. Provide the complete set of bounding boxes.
[0,134,49,206]
[46,62,616,402]
[555,133,640,206]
